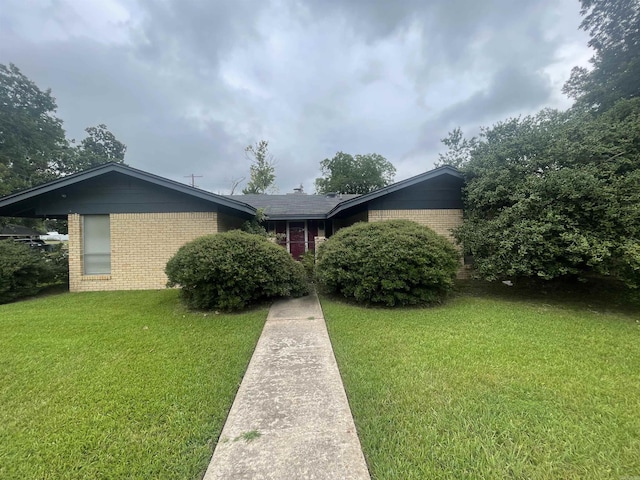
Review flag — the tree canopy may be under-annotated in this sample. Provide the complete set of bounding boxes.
[242,140,276,194]
[315,152,396,194]
[435,127,477,169]
[448,0,640,288]
[0,63,127,198]
[454,99,640,287]
[563,0,640,110]
[73,124,127,172]
[0,63,68,195]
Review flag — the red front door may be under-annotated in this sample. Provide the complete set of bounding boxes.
[288,222,306,260]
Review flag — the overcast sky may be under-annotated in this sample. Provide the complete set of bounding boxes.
[1,0,592,194]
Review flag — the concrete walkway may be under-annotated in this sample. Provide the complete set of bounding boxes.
[203,292,371,480]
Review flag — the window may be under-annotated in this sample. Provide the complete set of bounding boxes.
[83,215,111,275]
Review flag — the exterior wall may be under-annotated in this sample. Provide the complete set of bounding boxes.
[217,211,245,232]
[368,209,463,242]
[68,212,218,292]
[368,209,470,278]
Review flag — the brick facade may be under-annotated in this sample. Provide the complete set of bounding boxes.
[66,208,469,293]
[368,209,463,242]
[68,212,219,292]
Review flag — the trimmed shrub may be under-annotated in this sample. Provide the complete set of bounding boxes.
[0,241,49,303]
[165,231,309,311]
[316,220,460,306]
[299,251,316,280]
[44,244,69,286]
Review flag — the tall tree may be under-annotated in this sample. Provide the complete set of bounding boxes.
[242,140,276,194]
[0,64,127,232]
[0,63,128,197]
[72,124,127,171]
[0,63,68,195]
[435,127,478,169]
[315,152,396,194]
[563,0,640,110]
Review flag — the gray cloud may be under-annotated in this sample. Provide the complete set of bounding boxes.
[0,0,591,192]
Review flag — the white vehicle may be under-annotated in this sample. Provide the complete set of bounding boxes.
[40,231,69,241]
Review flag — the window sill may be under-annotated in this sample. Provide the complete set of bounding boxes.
[81,275,112,281]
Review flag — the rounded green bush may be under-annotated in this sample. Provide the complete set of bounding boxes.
[316,220,460,306]
[165,231,309,311]
[0,240,49,303]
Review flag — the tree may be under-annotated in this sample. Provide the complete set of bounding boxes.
[0,63,127,233]
[71,124,127,171]
[435,127,478,169]
[0,63,128,196]
[0,63,68,195]
[563,0,640,110]
[314,152,396,194]
[242,140,276,194]
[454,99,640,287]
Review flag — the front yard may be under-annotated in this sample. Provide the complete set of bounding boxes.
[324,290,640,479]
[3,284,639,479]
[0,290,266,479]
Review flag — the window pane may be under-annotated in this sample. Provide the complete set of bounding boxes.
[83,215,111,275]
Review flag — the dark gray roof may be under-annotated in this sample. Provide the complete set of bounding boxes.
[227,194,360,220]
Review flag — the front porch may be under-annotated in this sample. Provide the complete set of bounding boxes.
[267,220,330,259]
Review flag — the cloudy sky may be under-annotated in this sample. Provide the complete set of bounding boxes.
[1,0,592,194]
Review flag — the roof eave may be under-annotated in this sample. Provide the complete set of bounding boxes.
[327,165,463,218]
[265,214,328,221]
[0,162,257,216]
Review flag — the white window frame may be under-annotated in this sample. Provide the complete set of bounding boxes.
[82,215,111,275]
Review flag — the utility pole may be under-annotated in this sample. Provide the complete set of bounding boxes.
[184,174,202,188]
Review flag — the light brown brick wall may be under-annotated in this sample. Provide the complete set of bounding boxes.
[368,209,463,242]
[68,212,218,292]
[368,209,470,278]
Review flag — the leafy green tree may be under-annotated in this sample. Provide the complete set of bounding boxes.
[0,63,69,195]
[455,99,640,287]
[0,63,127,234]
[435,127,478,169]
[72,124,127,171]
[242,140,276,194]
[0,63,128,197]
[314,152,396,194]
[563,0,640,110]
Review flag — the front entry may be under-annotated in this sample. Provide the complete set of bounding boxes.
[288,221,306,260]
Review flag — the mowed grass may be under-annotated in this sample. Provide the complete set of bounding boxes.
[0,290,266,480]
[323,291,640,479]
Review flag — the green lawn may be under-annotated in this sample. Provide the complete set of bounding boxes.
[323,289,640,479]
[0,290,266,480]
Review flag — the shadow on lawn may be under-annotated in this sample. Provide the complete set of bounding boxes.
[455,276,640,316]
